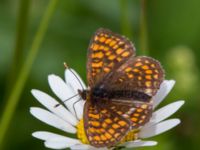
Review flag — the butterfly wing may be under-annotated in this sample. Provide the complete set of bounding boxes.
[104,56,165,97]
[87,28,135,88]
[102,56,164,129]
[84,100,131,147]
[84,100,153,147]
[110,100,153,129]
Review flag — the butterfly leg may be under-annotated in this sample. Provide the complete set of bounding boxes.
[73,97,83,119]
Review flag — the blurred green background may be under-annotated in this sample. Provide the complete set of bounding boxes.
[0,0,199,150]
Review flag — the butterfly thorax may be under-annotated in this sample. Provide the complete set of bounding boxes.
[79,88,109,104]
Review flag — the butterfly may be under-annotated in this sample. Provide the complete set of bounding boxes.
[79,28,164,148]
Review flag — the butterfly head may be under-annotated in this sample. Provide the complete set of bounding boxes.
[78,89,88,100]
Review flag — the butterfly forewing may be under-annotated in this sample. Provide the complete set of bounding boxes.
[87,28,136,88]
[84,101,131,147]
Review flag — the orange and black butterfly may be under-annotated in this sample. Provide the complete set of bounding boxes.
[79,28,164,148]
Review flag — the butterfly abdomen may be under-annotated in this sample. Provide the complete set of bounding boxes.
[110,90,151,102]
[91,87,151,102]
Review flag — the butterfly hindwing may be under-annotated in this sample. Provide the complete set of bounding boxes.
[104,56,164,97]
[109,100,153,129]
[87,28,135,88]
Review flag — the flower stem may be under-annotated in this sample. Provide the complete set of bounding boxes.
[120,0,132,38]
[4,0,30,101]
[0,0,58,148]
[139,0,149,55]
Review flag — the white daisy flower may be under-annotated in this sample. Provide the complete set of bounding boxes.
[30,68,184,150]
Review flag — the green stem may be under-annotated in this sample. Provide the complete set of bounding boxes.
[4,0,30,101]
[120,0,132,38]
[139,0,149,55]
[0,0,58,148]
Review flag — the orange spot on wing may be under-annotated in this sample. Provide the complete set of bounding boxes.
[142,65,149,70]
[94,36,98,41]
[100,135,107,141]
[128,74,134,78]
[88,113,100,119]
[112,124,120,129]
[109,40,117,46]
[108,55,116,60]
[102,122,107,128]
[104,132,112,139]
[145,75,152,80]
[92,52,104,59]
[113,44,119,49]
[131,118,138,122]
[89,127,95,133]
[154,74,158,79]
[121,51,130,57]
[114,133,120,138]
[135,62,142,67]
[108,129,115,134]
[103,67,110,73]
[116,48,124,54]
[99,45,105,50]
[104,46,109,51]
[94,136,101,141]
[137,109,143,112]
[117,57,122,62]
[93,44,99,51]
[133,113,140,117]
[133,69,139,72]
[99,37,106,42]
[141,104,148,109]
[105,119,112,124]
[118,120,126,126]
[105,51,111,56]
[125,67,132,72]
[146,70,153,74]
[105,38,112,44]
[151,64,156,68]
[90,121,100,127]
[92,62,103,68]
[145,81,151,87]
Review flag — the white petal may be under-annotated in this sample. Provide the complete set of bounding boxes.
[70,144,107,150]
[122,140,157,148]
[153,80,175,108]
[32,131,80,143]
[73,100,85,120]
[146,101,184,127]
[44,137,80,149]
[65,69,86,120]
[30,107,76,133]
[31,89,78,126]
[139,119,180,138]
[48,74,84,118]
[71,144,96,150]
[65,68,86,92]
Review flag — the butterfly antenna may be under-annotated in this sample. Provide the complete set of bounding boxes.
[64,62,85,90]
[63,62,68,69]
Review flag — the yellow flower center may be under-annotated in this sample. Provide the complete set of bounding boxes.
[76,119,89,144]
[76,119,139,145]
